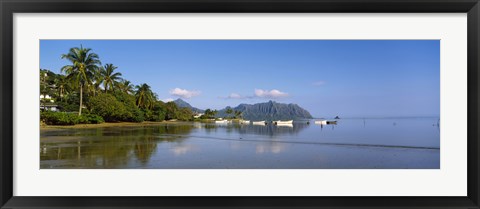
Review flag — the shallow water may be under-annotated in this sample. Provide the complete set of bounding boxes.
[40,118,440,169]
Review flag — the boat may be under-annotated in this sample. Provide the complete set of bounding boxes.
[252,121,266,125]
[274,120,293,125]
[276,123,293,127]
[215,120,229,124]
[240,120,250,124]
[314,120,337,125]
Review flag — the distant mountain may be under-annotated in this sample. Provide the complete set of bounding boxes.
[216,100,313,121]
[173,99,204,113]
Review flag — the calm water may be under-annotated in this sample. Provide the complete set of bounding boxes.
[40,118,440,169]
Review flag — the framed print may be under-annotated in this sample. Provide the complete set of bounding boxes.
[1,0,479,208]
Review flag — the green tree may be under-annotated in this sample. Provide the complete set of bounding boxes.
[135,83,155,109]
[234,110,243,119]
[100,63,122,93]
[204,109,212,119]
[176,107,193,121]
[87,93,127,122]
[54,75,70,102]
[149,101,167,121]
[117,80,135,95]
[113,91,144,122]
[61,46,101,115]
[165,101,179,120]
[202,109,218,119]
[89,68,103,96]
[226,108,233,119]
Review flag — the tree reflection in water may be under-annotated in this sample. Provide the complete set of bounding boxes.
[40,123,310,168]
[40,124,195,168]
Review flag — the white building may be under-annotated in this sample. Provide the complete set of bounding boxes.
[40,94,59,111]
[40,94,54,103]
[193,113,204,119]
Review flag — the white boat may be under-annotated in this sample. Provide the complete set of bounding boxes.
[240,120,250,124]
[314,120,336,125]
[276,123,293,127]
[252,121,266,125]
[274,120,293,125]
[215,120,229,124]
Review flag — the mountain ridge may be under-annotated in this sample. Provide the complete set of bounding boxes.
[216,100,313,120]
[173,99,313,120]
[173,99,204,113]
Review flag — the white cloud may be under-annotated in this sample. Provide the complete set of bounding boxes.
[254,89,289,98]
[222,89,289,99]
[162,98,174,102]
[228,93,244,99]
[312,81,326,86]
[169,88,201,98]
[220,93,249,99]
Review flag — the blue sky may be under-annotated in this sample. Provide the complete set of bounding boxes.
[40,40,440,118]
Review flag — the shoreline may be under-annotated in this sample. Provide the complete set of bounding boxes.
[40,121,191,131]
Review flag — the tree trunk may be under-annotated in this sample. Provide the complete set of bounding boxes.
[79,83,83,116]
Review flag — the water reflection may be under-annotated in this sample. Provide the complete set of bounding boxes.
[41,124,194,168]
[41,118,440,169]
[238,123,307,136]
[255,142,286,154]
[171,144,197,156]
[314,123,337,131]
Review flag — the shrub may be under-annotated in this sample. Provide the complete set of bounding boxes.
[41,112,105,125]
[113,91,144,122]
[130,109,145,122]
[143,106,165,122]
[78,114,105,124]
[177,107,193,121]
[151,102,166,122]
[56,94,80,112]
[88,93,127,122]
[41,111,79,125]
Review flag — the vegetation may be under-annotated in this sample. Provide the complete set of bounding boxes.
[41,112,104,125]
[88,93,128,122]
[60,45,101,115]
[100,63,122,93]
[40,45,206,125]
[135,83,156,110]
[202,109,218,119]
[225,108,233,118]
[215,100,312,121]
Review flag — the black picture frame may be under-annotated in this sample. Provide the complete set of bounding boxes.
[1,0,479,208]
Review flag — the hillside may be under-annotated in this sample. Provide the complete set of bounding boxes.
[173,99,204,113]
[216,100,313,121]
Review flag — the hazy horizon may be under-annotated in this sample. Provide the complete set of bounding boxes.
[40,40,440,118]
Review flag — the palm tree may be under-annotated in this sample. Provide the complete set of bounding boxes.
[118,80,135,94]
[100,63,122,93]
[89,68,103,96]
[61,45,101,115]
[54,75,70,101]
[135,83,155,109]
